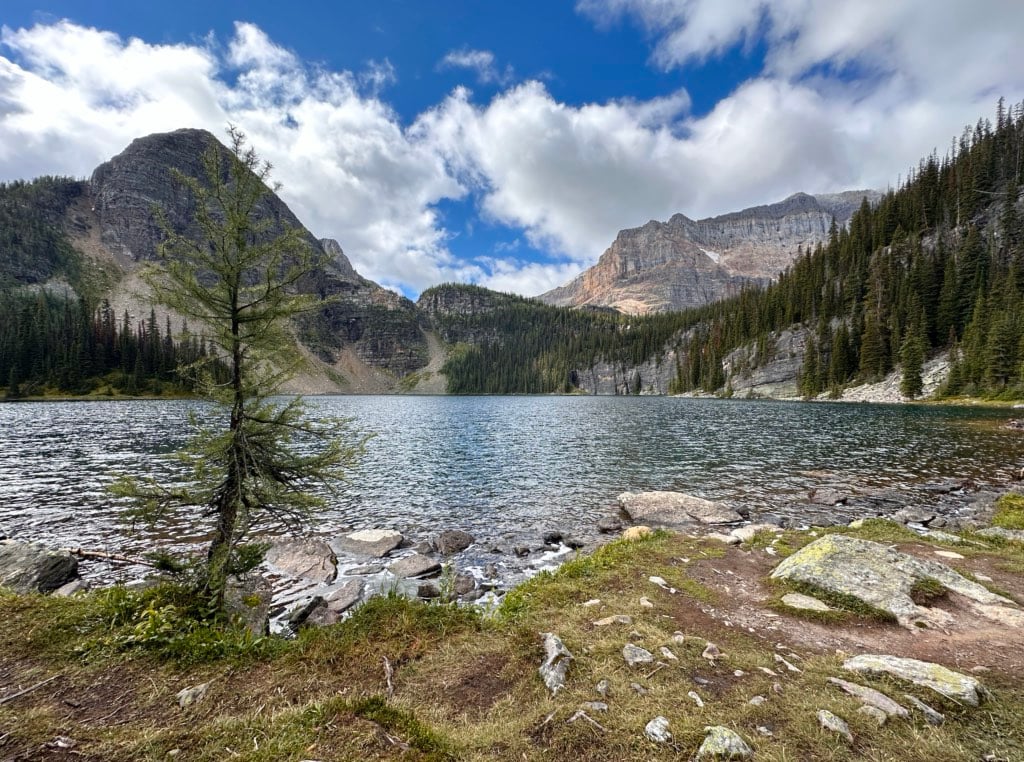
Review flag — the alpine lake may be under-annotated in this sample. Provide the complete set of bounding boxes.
[2,395,1023,588]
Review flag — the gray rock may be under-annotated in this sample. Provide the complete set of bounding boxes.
[224,574,272,636]
[287,596,327,629]
[780,592,831,612]
[581,701,608,712]
[176,682,210,709]
[731,523,782,543]
[623,643,654,666]
[331,529,404,558]
[809,487,848,506]
[857,705,888,725]
[539,633,573,695]
[770,534,1017,628]
[827,677,909,718]
[817,709,853,743]
[542,530,564,545]
[52,579,89,597]
[564,537,585,550]
[325,579,364,615]
[696,726,753,759]
[388,553,441,579]
[411,541,435,555]
[893,508,935,525]
[0,540,78,594]
[434,529,474,555]
[593,614,632,626]
[344,563,385,575]
[513,546,531,557]
[631,682,648,695]
[903,693,945,725]
[977,526,1024,543]
[417,581,441,598]
[453,573,476,597]
[265,538,337,584]
[843,654,987,706]
[644,716,672,744]
[619,491,742,527]
[597,516,623,533]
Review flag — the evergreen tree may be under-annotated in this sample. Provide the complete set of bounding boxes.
[899,319,927,398]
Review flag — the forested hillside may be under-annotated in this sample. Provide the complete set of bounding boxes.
[670,98,1024,399]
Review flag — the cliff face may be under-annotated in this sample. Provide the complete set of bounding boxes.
[81,129,428,386]
[540,191,880,314]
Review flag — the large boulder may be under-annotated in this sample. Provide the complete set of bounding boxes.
[843,655,988,706]
[0,540,78,594]
[770,534,1017,628]
[331,529,404,558]
[618,491,742,528]
[265,538,337,584]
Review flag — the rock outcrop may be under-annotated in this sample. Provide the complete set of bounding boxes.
[0,541,78,594]
[540,191,879,314]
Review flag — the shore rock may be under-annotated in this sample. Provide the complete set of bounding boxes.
[0,541,79,594]
[265,539,337,584]
[622,526,653,541]
[331,529,404,558]
[539,633,573,695]
[843,654,987,706]
[769,534,1017,628]
[597,516,624,534]
[388,553,441,579]
[696,726,753,759]
[325,579,364,615]
[434,530,474,556]
[619,491,742,528]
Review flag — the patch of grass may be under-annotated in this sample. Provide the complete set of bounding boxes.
[833,518,922,543]
[909,576,947,605]
[770,578,897,623]
[993,493,1024,529]
[348,696,458,759]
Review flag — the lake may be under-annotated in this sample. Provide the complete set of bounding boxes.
[1,396,1022,580]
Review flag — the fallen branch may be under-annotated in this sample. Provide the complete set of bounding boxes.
[64,549,157,567]
[567,710,606,733]
[0,674,61,706]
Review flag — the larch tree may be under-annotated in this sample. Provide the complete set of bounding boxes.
[113,127,359,610]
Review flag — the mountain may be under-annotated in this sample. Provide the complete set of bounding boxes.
[540,190,880,314]
[0,128,436,394]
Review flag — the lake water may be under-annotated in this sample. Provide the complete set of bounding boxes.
[1,396,1023,581]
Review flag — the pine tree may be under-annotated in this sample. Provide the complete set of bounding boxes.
[899,319,927,398]
[112,128,361,610]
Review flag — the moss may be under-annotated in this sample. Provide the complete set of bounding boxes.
[993,493,1024,530]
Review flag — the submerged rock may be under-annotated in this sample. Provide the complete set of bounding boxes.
[696,726,753,759]
[539,633,573,695]
[265,539,337,584]
[769,534,1017,628]
[0,540,78,594]
[843,654,988,706]
[618,491,742,528]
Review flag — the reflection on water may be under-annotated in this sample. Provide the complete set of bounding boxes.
[1,396,1022,561]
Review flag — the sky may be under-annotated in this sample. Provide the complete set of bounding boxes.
[1,2,1023,299]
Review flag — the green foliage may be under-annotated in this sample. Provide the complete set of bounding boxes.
[993,493,1024,529]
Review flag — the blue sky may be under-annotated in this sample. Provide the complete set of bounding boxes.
[2,1,1023,297]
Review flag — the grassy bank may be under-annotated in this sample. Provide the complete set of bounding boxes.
[2,525,1023,761]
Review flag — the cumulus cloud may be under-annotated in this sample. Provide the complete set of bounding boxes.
[438,48,513,85]
[0,20,463,293]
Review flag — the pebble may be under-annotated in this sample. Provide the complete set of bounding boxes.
[659,646,678,662]
[687,690,705,708]
[581,598,601,608]
[639,596,654,608]
[581,701,608,713]
[748,695,767,706]
[702,642,721,661]
[644,716,672,744]
[593,614,632,626]
[631,682,648,696]
[733,670,745,677]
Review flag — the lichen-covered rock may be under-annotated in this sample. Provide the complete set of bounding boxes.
[0,541,78,594]
[623,644,654,666]
[816,709,853,743]
[769,534,1017,628]
[843,654,988,706]
[977,526,1024,543]
[857,705,888,725]
[619,492,742,528]
[224,574,272,636]
[539,633,573,695]
[696,726,753,759]
[780,592,831,612]
[827,677,909,718]
[645,716,672,744]
[265,539,337,584]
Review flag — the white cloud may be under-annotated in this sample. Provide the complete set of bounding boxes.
[438,48,513,85]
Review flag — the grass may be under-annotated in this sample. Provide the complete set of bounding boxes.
[992,493,1024,530]
[2,530,1024,761]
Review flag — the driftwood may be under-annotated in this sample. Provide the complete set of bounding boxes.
[63,548,157,567]
[0,674,61,706]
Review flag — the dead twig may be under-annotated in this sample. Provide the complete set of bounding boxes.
[382,656,394,699]
[0,674,61,706]
[567,710,606,733]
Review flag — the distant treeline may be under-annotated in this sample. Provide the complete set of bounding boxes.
[433,99,1024,398]
[0,291,220,397]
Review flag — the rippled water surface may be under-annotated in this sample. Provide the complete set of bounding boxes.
[2,396,1023,561]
